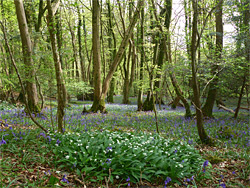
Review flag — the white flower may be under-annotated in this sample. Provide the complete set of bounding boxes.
[86,146,89,149]
[55,144,58,147]
[116,175,119,179]
[143,153,147,156]
[56,171,60,174]
[65,155,70,159]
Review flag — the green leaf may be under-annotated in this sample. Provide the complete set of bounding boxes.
[48,175,59,185]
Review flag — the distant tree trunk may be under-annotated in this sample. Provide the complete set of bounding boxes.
[137,1,144,111]
[123,50,130,104]
[68,16,80,80]
[14,0,40,113]
[191,0,211,144]
[107,0,116,103]
[77,5,85,82]
[47,0,67,133]
[202,0,223,118]
[55,10,64,70]
[129,40,136,95]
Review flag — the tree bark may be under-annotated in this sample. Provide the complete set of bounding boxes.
[14,0,40,113]
[47,0,67,133]
[90,0,103,112]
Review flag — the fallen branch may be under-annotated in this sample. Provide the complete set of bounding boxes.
[238,107,250,111]
[218,104,235,113]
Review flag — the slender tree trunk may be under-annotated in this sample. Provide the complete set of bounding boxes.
[191,0,211,144]
[107,0,116,103]
[56,10,64,70]
[202,0,223,118]
[14,0,40,113]
[77,5,85,82]
[137,1,144,111]
[47,0,67,133]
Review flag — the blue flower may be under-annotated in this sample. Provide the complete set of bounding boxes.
[220,182,226,188]
[61,175,69,184]
[106,158,111,164]
[203,160,209,172]
[165,177,171,186]
[47,136,51,142]
[56,139,61,144]
[0,138,7,145]
[126,177,130,182]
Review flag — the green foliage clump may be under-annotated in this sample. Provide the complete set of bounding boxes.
[0,100,16,111]
[48,130,205,185]
[218,126,236,139]
[66,81,93,98]
[205,155,223,164]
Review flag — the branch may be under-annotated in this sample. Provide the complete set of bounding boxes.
[200,67,224,98]
[195,0,223,51]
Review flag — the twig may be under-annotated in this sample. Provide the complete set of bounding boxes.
[200,67,224,98]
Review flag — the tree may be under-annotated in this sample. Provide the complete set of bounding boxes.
[89,0,144,113]
[234,0,250,118]
[202,0,223,118]
[46,0,67,133]
[151,0,192,118]
[191,0,212,144]
[14,0,40,113]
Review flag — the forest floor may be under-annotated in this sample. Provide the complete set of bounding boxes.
[0,98,249,188]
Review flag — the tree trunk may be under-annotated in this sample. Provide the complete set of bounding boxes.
[77,5,85,82]
[191,0,211,144]
[202,0,223,118]
[14,0,40,113]
[123,45,131,104]
[90,0,103,112]
[107,0,117,103]
[137,1,144,111]
[47,0,67,133]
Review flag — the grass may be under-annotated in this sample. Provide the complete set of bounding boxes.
[0,98,249,187]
